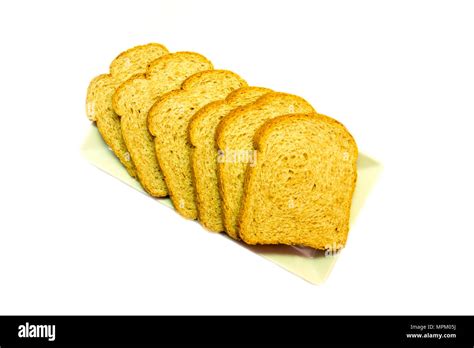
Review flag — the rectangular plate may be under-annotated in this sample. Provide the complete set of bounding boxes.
[81,125,382,284]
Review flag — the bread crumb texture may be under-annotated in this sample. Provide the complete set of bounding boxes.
[239,113,358,250]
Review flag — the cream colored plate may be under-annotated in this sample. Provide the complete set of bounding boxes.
[81,125,382,284]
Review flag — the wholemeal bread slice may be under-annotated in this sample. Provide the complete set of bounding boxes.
[216,92,315,239]
[113,52,213,196]
[188,87,272,232]
[148,70,247,219]
[86,43,169,177]
[239,113,358,249]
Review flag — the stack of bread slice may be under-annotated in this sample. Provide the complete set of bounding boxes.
[86,43,358,251]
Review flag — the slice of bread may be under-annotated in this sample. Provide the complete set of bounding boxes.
[148,70,247,219]
[239,113,358,249]
[188,87,272,232]
[86,43,169,177]
[113,52,213,196]
[216,92,315,239]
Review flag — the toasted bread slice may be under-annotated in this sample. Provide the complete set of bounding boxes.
[148,70,247,219]
[86,43,169,177]
[239,113,358,249]
[188,87,272,232]
[113,52,213,196]
[216,92,315,238]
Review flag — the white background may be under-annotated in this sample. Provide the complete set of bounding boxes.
[0,0,473,315]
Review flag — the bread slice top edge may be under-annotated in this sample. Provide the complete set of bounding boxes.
[86,43,169,122]
[109,43,169,80]
[148,69,247,136]
[254,113,358,154]
[112,51,214,118]
[215,91,316,150]
[182,69,247,92]
[188,86,273,146]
